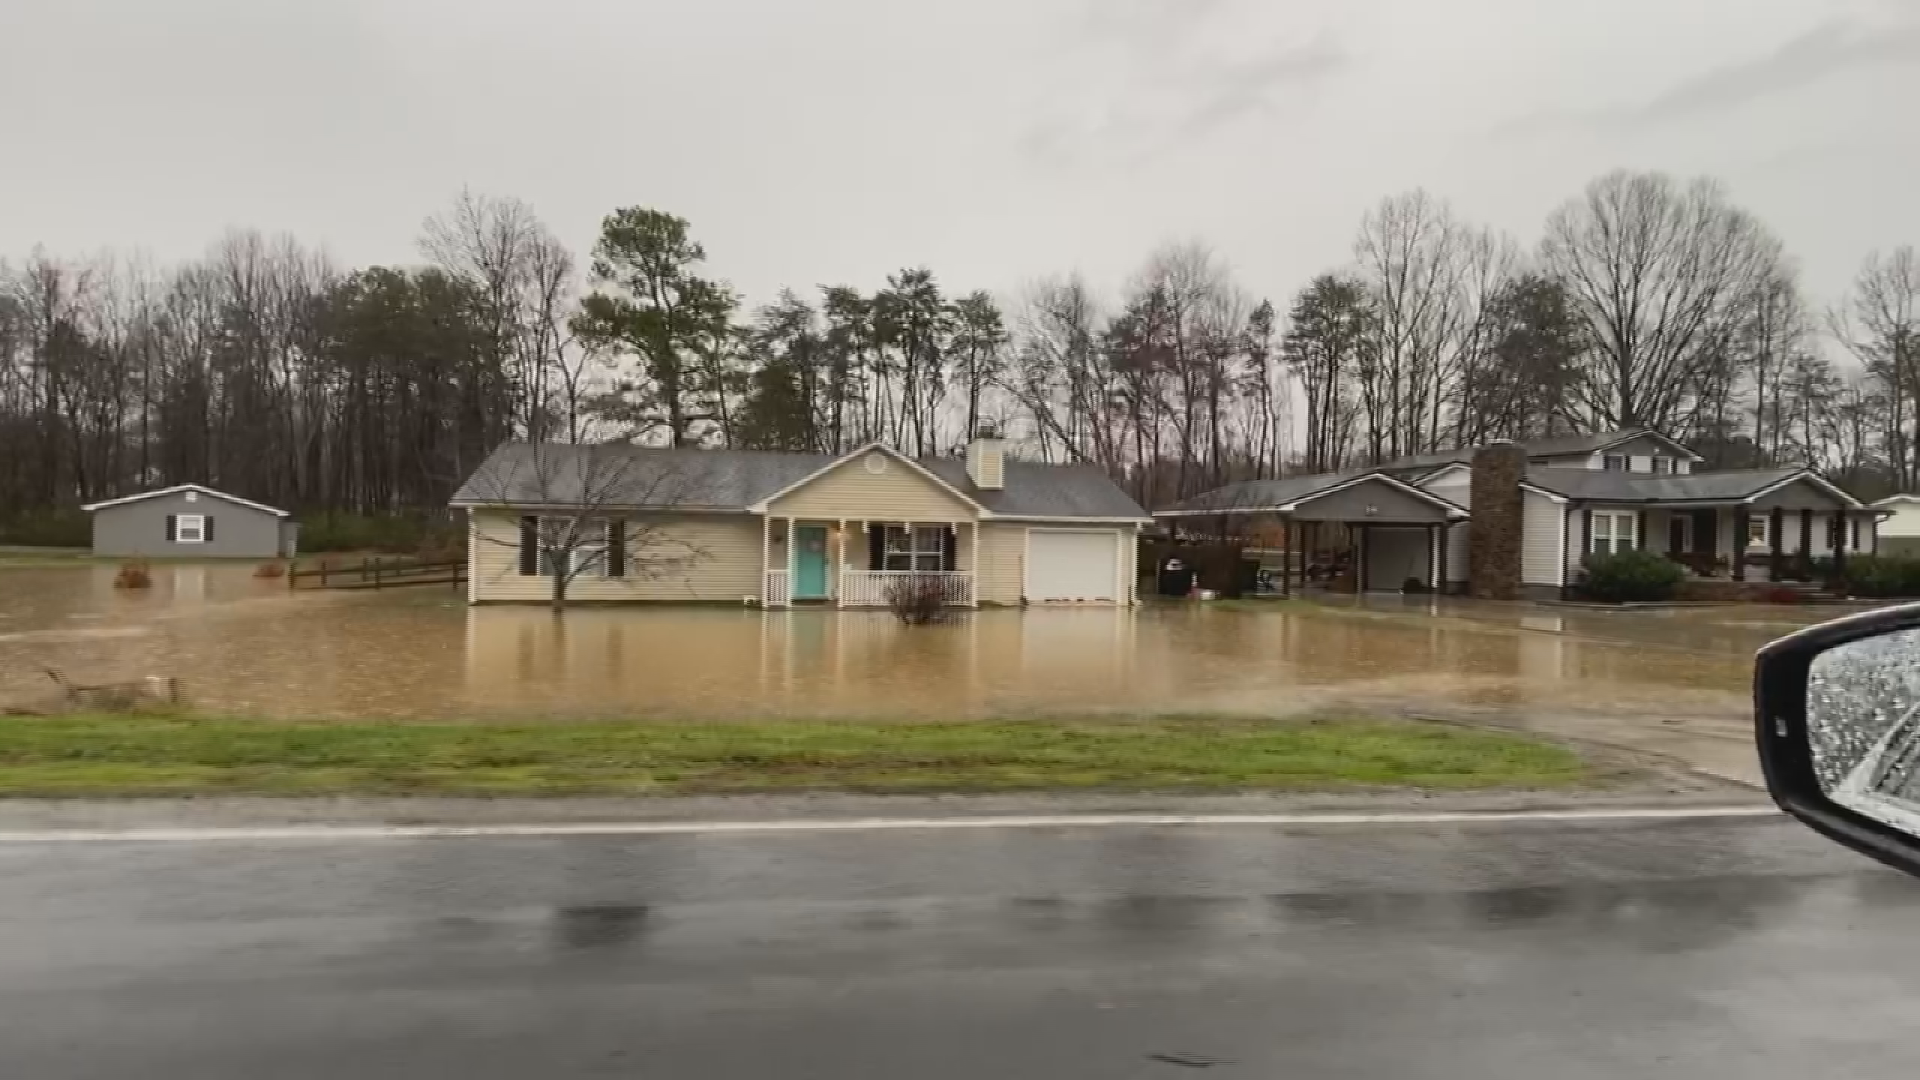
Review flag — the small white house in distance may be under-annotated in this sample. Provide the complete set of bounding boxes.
[1872,495,1920,556]
[80,484,299,559]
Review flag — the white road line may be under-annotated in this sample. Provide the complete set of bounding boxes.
[0,805,1781,844]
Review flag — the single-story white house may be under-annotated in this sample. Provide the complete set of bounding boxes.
[1160,430,1878,600]
[1872,494,1920,557]
[449,434,1151,607]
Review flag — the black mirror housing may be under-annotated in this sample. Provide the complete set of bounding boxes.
[1757,600,1920,876]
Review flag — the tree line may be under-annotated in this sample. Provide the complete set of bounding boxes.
[3,169,1918,538]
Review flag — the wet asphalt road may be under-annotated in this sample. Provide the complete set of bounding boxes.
[6,816,1920,1078]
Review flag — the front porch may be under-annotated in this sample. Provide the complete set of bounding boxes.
[760,518,978,609]
[1590,502,1873,584]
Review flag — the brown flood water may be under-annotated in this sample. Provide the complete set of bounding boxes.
[0,563,1823,730]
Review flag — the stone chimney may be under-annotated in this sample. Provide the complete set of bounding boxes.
[965,428,1005,490]
[1469,442,1526,601]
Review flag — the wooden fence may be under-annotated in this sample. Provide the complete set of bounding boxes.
[288,556,466,591]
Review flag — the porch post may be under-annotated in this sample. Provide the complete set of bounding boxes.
[1767,507,1784,582]
[1799,508,1813,581]
[760,515,772,607]
[1435,522,1449,594]
[1429,524,1441,592]
[837,520,848,607]
[1732,507,1748,582]
[1832,512,1848,580]
[971,521,981,608]
[1636,510,1648,551]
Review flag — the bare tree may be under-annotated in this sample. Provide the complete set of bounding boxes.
[1833,247,1920,488]
[1541,170,1783,432]
[1353,191,1468,460]
[463,442,713,613]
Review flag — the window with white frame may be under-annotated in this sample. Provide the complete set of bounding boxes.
[1590,511,1636,555]
[175,514,206,543]
[539,519,611,578]
[1602,454,1629,472]
[1747,516,1769,549]
[883,525,947,571]
[1650,457,1673,475]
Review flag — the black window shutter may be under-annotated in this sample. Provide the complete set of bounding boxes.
[204,516,214,542]
[868,526,886,570]
[942,528,957,571]
[518,516,538,575]
[165,514,177,542]
[607,520,626,578]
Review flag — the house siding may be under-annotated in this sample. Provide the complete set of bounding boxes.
[1289,480,1453,523]
[91,493,287,558]
[976,523,1027,605]
[1879,502,1920,538]
[1523,491,1565,587]
[468,510,763,604]
[1421,472,1472,585]
[767,452,977,521]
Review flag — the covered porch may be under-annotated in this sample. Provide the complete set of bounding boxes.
[760,517,978,609]
[1586,496,1874,583]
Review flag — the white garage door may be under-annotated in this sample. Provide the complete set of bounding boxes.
[1027,530,1120,603]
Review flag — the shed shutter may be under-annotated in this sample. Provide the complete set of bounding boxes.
[165,514,177,542]
[204,516,214,542]
[942,528,957,571]
[607,520,627,578]
[868,525,886,571]
[518,516,539,575]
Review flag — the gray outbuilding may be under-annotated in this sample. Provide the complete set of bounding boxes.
[80,485,299,559]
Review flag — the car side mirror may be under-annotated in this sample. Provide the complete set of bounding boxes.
[1757,601,1920,875]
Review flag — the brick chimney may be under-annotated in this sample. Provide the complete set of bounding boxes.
[965,428,1005,490]
[1469,442,1526,600]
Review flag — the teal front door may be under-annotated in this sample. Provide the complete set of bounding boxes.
[792,525,830,599]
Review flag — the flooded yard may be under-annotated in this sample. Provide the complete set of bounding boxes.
[0,564,1824,747]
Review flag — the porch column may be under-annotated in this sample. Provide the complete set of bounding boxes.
[1636,510,1648,551]
[1799,508,1814,581]
[1435,522,1449,594]
[971,521,981,608]
[1732,507,1748,582]
[760,515,772,607]
[1832,512,1848,580]
[1358,525,1370,593]
[837,520,848,608]
[1768,506,1784,582]
[1429,524,1442,592]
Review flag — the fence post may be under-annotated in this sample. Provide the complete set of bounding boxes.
[373,561,382,589]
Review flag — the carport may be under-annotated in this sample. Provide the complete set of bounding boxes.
[1156,470,1469,595]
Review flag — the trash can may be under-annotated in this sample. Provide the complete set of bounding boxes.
[1158,558,1196,597]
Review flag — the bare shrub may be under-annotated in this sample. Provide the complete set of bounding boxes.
[113,560,153,589]
[886,574,956,625]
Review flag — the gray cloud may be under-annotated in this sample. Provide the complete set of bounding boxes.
[1020,14,1349,166]
[1497,17,1920,135]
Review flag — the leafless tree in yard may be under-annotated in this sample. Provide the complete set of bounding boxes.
[1832,247,1920,488]
[463,442,713,613]
[1353,190,1470,462]
[1541,170,1784,433]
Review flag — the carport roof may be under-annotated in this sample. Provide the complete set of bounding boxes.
[1155,469,1467,518]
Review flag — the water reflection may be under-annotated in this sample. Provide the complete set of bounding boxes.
[0,563,1784,724]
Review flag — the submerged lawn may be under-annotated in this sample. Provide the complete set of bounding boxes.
[0,713,1597,797]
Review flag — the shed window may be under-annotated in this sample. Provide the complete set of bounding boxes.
[1602,455,1629,472]
[1650,457,1674,475]
[1590,511,1636,555]
[175,514,206,544]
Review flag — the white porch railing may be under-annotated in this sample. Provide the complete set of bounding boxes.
[839,570,974,608]
[763,569,791,607]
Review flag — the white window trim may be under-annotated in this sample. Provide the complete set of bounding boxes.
[1747,515,1770,549]
[1590,511,1636,555]
[538,518,611,578]
[882,525,947,572]
[175,513,207,544]
[1602,455,1629,472]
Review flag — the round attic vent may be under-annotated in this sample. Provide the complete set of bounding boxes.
[864,453,889,475]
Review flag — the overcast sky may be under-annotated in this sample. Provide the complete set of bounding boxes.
[3,0,1917,311]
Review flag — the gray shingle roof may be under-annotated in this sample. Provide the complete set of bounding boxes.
[1525,466,1858,505]
[1155,468,1463,515]
[450,443,1148,520]
[1379,429,1702,474]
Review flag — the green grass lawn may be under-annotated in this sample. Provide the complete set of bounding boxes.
[0,712,1598,797]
